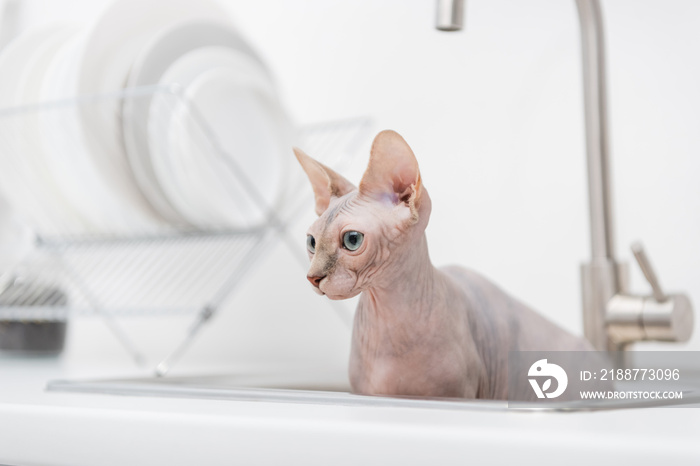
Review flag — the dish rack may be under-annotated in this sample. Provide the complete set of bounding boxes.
[0,86,371,374]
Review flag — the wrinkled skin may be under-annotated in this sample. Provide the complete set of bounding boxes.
[294,130,593,400]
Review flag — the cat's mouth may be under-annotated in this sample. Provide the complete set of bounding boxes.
[314,276,362,300]
[318,287,362,301]
[316,283,343,300]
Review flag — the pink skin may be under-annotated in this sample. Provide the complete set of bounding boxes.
[294,130,593,400]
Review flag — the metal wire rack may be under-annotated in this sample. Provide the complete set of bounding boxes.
[0,86,371,374]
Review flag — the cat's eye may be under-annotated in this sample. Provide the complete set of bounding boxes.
[306,235,316,253]
[342,231,364,251]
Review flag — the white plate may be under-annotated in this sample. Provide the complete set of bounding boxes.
[0,198,33,274]
[15,26,92,234]
[0,24,84,234]
[146,47,246,227]
[122,18,266,226]
[150,47,293,229]
[39,31,152,233]
[71,0,230,230]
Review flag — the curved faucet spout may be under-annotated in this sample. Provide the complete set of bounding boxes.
[436,0,465,32]
[574,0,616,264]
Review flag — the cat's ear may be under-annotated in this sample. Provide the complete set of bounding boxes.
[293,148,357,216]
[359,130,422,221]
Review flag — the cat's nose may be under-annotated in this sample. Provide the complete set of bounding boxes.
[307,274,326,288]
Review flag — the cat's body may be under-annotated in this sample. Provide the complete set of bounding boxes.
[351,264,590,399]
[295,130,593,400]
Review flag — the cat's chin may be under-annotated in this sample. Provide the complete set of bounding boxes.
[323,290,361,301]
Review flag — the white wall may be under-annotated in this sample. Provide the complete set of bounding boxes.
[4,0,699,373]
[221,0,700,354]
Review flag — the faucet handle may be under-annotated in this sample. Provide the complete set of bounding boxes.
[607,242,694,344]
[631,242,666,302]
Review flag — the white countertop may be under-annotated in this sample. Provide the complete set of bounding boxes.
[1,356,700,466]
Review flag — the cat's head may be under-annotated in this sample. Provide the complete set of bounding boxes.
[294,130,431,300]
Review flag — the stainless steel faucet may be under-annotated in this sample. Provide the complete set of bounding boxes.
[436,0,694,358]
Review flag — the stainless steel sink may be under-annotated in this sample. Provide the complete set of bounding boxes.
[46,369,700,412]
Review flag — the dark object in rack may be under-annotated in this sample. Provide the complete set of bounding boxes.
[0,280,67,354]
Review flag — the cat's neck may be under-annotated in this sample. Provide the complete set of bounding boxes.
[361,233,445,321]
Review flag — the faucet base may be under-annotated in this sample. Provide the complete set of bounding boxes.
[581,260,629,352]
